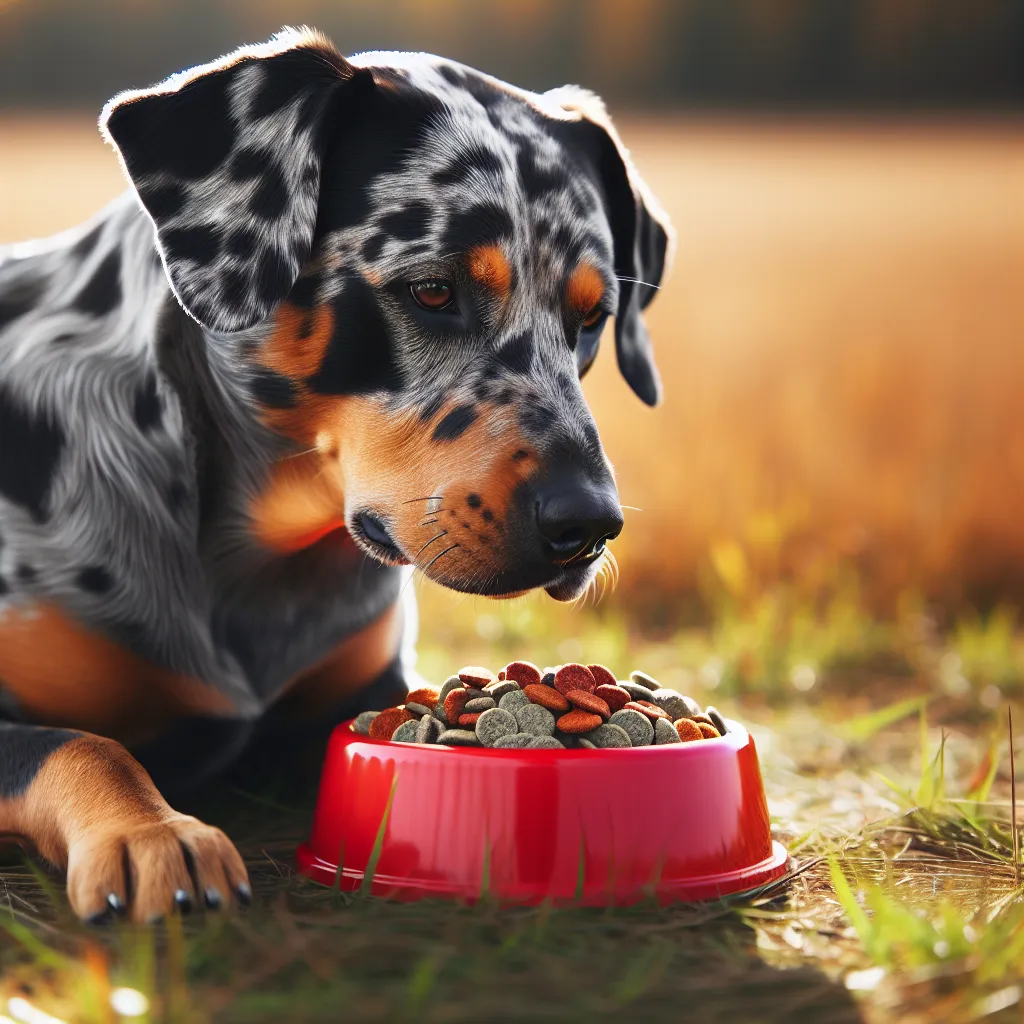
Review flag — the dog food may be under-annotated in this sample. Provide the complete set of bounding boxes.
[351,663,731,749]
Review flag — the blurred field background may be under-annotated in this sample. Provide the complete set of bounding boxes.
[4,2,1024,1021]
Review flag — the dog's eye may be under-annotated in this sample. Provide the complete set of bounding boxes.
[410,280,454,310]
[582,304,605,329]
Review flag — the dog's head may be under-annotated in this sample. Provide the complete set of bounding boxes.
[102,28,671,601]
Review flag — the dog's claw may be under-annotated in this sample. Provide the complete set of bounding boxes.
[204,887,223,910]
[236,882,252,907]
[174,889,193,915]
[107,893,126,916]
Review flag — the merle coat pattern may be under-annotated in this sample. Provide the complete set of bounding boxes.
[0,28,671,923]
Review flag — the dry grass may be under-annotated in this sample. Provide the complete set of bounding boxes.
[3,114,1024,611]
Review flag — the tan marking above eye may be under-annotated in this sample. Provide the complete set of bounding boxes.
[566,263,604,315]
[468,244,512,299]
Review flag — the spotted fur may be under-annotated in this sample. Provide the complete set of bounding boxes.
[0,27,670,920]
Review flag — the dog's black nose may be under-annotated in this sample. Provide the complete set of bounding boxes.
[535,474,623,562]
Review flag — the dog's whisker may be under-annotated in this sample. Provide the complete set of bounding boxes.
[614,275,661,290]
[402,495,443,505]
[420,517,439,527]
[413,531,447,560]
[620,504,643,513]
[420,543,459,577]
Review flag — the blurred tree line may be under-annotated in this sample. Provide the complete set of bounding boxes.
[1,0,1021,110]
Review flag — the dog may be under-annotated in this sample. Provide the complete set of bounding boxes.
[0,27,670,923]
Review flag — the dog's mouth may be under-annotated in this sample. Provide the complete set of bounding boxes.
[351,511,410,566]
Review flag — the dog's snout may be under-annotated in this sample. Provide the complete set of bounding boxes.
[534,474,623,563]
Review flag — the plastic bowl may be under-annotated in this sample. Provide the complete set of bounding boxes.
[297,717,788,904]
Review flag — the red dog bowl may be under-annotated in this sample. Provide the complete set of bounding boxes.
[297,717,788,904]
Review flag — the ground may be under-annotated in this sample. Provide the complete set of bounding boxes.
[2,116,1023,1022]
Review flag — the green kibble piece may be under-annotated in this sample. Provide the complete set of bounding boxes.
[515,703,556,737]
[484,680,521,701]
[492,733,534,749]
[465,696,496,713]
[608,709,654,747]
[649,689,700,720]
[438,676,464,705]
[587,723,632,748]
[391,719,420,743]
[619,681,659,703]
[706,706,730,736]
[628,670,659,691]
[404,701,432,718]
[528,735,563,749]
[654,717,682,744]
[578,737,596,749]
[416,716,444,744]
[475,707,519,747]
[353,711,380,735]
[499,690,530,714]
[463,687,487,701]
[438,729,480,747]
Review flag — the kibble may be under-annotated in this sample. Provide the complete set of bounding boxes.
[475,707,518,747]
[524,683,570,713]
[351,661,736,750]
[608,708,655,747]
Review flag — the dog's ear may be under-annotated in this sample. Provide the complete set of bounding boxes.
[545,87,673,406]
[101,27,362,334]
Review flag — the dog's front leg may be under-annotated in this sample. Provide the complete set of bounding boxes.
[0,723,249,922]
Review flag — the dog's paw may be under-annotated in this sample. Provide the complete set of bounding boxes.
[66,813,250,924]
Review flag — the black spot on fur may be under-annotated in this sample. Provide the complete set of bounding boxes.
[420,390,446,422]
[516,145,568,200]
[167,480,188,514]
[0,725,82,799]
[483,508,494,522]
[494,332,533,374]
[0,385,65,523]
[520,405,556,432]
[288,274,320,309]
[249,164,289,221]
[133,374,162,433]
[495,387,515,405]
[250,368,298,408]
[0,277,46,332]
[512,448,529,461]
[378,201,432,241]
[466,493,482,508]
[0,576,8,596]
[15,564,36,583]
[442,203,515,253]
[557,372,575,396]
[228,147,268,181]
[361,234,386,262]
[73,251,121,316]
[143,182,187,221]
[105,68,234,180]
[461,71,505,111]
[162,225,221,266]
[51,334,76,345]
[307,277,402,395]
[432,146,505,187]
[226,226,260,259]
[251,69,306,120]
[432,404,478,442]
[71,223,102,259]
[255,247,293,304]
[76,565,114,594]
[438,65,465,87]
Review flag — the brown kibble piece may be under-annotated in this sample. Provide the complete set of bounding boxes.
[524,684,570,713]
[368,707,413,740]
[623,700,671,722]
[443,689,469,724]
[674,718,704,742]
[504,660,542,687]
[406,687,440,709]
[587,664,617,690]
[698,722,721,739]
[556,709,604,734]
[595,684,630,714]
[690,714,715,728]
[554,663,596,695]
[566,689,611,720]
[458,665,494,686]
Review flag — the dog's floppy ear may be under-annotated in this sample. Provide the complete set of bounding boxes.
[101,27,361,334]
[545,86,673,406]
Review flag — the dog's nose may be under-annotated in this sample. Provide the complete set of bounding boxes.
[535,474,624,562]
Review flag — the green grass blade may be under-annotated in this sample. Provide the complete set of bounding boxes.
[829,858,873,952]
[841,695,929,743]
[360,771,399,898]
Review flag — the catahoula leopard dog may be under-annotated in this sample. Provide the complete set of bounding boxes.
[0,27,671,922]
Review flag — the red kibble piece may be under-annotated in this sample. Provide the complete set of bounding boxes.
[458,712,483,727]
[443,689,469,723]
[566,689,611,720]
[458,665,494,686]
[498,669,506,681]
[587,664,617,690]
[406,687,440,709]
[554,663,596,696]
[698,722,721,739]
[674,718,703,742]
[623,700,670,722]
[524,683,570,713]
[504,660,542,687]
[556,709,604,734]
[594,684,630,714]
[368,707,413,740]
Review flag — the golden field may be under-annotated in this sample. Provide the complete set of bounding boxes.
[3,114,1023,610]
